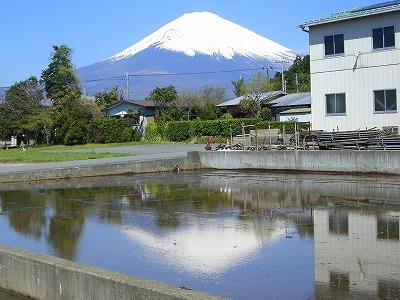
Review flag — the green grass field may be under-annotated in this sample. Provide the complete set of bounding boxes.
[0,148,132,163]
[34,140,170,151]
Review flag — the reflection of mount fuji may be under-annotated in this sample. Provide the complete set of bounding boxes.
[122,215,286,276]
[78,12,296,97]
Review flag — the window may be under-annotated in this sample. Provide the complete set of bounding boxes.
[329,209,349,235]
[374,89,397,112]
[373,26,395,49]
[324,34,344,56]
[326,93,346,115]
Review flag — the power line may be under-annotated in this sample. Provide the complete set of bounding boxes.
[80,66,270,84]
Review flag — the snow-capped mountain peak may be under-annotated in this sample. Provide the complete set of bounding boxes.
[109,11,296,61]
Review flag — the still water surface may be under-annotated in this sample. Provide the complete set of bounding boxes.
[0,171,399,299]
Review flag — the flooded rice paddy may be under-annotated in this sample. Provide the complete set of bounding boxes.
[0,170,399,299]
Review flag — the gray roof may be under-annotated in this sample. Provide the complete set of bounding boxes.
[125,99,157,107]
[300,1,400,28]
[270,92,311,108]
[217,91,286,107]
[105,99,157,112]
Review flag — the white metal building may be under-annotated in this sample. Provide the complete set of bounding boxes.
[300,1,400,131]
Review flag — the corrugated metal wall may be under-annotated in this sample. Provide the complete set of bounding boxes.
[309,11,400,131]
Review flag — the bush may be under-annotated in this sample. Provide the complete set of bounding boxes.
[258,107,272,121]
[164,121,191,142]
[143,118,306,142]
[64,121,87,145]
[144,123,165,141]
[221,112,233,119]
[87,118,134,143]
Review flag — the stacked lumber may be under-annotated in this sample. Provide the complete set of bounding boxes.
[316,129,380,149]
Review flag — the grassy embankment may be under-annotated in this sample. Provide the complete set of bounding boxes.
[0,148,132,163]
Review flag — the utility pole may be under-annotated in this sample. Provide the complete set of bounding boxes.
[125,73,130,100]
[281,63,285,92]
[295,73,299,93]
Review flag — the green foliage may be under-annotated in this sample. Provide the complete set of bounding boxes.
[199,99,217,120]
[164,121,191,142]
[22,110,53,144]
[147,85,178,107]
[272,55,310,93]
[231,78,247,97]
[95,87,120,111]
[144,123,165,141]
[87,118,138,144]
[221,112,233,119]
[0,76,44,140]
[41,45,81,101]
[258,107,272,121]
[79,96,103,121]
[145,118,303,142]
[64,120,87,145]
[239,98,261,117]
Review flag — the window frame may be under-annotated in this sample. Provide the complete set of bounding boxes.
[326,93,346,116]
[324,33,345,57]
[373,89,397,114]
[372,25,396,51]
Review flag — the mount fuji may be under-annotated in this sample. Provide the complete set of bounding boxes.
[78,12,297,98]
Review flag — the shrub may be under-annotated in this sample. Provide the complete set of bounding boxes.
[142,118,307,142]
[87,118,133,143]
[164,121,191,141]
[144,123,164,141]
[258,107,272,121]
[64,120,87,145]
[221,112,233,119]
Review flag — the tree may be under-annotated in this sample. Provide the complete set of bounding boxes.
[177,90,201,119]
[199,85,226,105]
[95,87,120,112]
[41,45,85,144]
[239,98,260,118]
[231,78,247,97]
[270,55,310,93]
[147,85,178,108]
[41,45,81,102]
[0,76,44,140]
[147,86,179,123]
[79,97,103,121]
[245,72,274,103]
[199,100,217,120]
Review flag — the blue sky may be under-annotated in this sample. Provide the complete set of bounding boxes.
[1,0,379,86]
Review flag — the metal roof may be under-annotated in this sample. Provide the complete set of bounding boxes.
[270,92,311,108]
[106,99,157,112]
[217,91,286,107]
[299,1,400,28]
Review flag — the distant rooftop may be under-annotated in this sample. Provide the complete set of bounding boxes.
[217,91,286,108]
[270,92,311,108]
[299,1,400,28]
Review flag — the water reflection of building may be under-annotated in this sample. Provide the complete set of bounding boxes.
[314,208,400,299]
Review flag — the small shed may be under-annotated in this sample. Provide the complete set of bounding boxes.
[270,93,311,122]
[106,100,157,118]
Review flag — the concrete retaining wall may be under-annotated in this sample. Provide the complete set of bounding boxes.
[0,157,193,183]
[191,150,400,175]
[0,244,220,300]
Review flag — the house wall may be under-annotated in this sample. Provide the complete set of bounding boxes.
[314,208,400,297]
[309,11,400,131]
[278,113,311,123]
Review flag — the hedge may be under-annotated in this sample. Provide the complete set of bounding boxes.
[87,118,139,143]
[145,118,309,142]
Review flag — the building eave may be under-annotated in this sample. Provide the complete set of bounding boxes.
[299,4,400,30]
